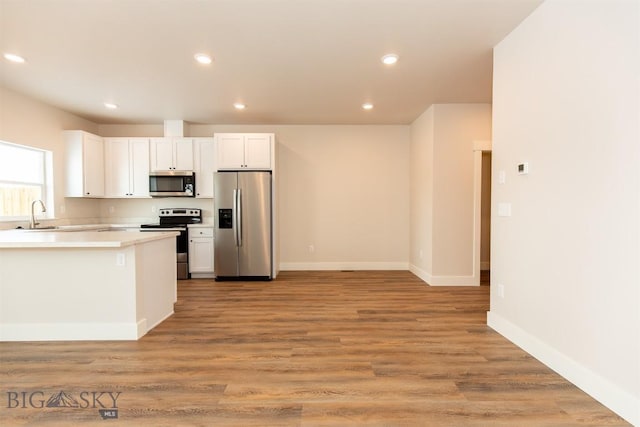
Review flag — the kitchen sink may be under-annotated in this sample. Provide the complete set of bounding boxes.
[19,226,60,231]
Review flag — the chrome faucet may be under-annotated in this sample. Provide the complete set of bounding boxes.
[30,199,47,229]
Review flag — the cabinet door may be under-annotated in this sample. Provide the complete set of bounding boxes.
[195,138,215,198]
[189,237,214,273]
[216,134,245,169]
[150,138,174,171]
[83,133,104,197]
[244,134,272,169]
[104,138,131,197]
[129,138,150,197]
[173,138,194,171]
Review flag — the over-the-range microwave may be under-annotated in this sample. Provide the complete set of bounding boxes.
[149,171,195,197]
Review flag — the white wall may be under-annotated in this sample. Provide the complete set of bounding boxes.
[488,0,639,424]
[410,104,492,284]
[275,125,411,270]
[410,107,435,275]
[0,87,102,229]
[432,104,492,276]
[100,123,412,269]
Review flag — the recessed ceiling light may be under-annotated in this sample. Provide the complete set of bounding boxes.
[234,103,246,110]
[194,53,212,64]
[4,53,26,63]
[362,103,374,110]
[381,54,399,65]
[104,102,118,110]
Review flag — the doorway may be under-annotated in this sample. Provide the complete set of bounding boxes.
[472,140,492,286]
[480,152,492,285]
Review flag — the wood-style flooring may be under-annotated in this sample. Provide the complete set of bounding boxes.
[0,271,629,426]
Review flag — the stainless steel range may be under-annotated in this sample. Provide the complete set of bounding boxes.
[140,208,202,279]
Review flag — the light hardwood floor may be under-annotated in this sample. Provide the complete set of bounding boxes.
[0,271,629,426]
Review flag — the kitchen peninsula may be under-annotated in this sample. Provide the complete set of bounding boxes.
[0,230,179,341]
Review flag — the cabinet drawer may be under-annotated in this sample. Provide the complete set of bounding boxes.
[190,227,213,237]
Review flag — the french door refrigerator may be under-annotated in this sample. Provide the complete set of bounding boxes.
[214,171,272,280]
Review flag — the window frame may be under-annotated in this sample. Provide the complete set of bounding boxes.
[0,140,54,222]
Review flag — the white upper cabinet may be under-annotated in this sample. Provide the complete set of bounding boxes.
[215,134,244,169]
[129,139,150,196]
[64,130,105,198]
[150,137,194,171]
[244,134,273,169]
[104,138,150,198]
[215,133,273,170]
[174,138,194,171]
[193,138,215,198]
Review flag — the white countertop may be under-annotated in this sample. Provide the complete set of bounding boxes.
[0,230,179,249]
[187,223,214,228]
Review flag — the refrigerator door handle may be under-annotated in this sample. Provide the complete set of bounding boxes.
[233,189,239,247]
[236,188,242,247]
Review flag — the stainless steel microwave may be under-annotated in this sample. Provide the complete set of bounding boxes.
[149,171,195,197]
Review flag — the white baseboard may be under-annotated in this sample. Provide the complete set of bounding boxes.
[409,264,479,286]
[279,261,409,271]
[136,319,147,339]
[0,322,140,341]
[487,311,639,426]
[409,264,432,284]
[190,273,215,279]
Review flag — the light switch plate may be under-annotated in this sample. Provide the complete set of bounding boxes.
[498,170,506,184]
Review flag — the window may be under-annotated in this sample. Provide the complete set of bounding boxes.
[0,141,53,219]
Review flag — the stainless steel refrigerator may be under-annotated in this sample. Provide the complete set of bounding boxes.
[214,171,272,280]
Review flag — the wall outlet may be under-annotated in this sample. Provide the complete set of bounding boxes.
[59,205,66,214]
[308,245,315,253]
[151,206,157,213]
[116,253,125,266]
[419,249,423,260]
[497,284,505,298]
[108,206,115,214]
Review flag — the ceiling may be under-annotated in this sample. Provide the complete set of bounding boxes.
[0,0,543,125]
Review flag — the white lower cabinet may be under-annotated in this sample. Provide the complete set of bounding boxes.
[188,227,214,278]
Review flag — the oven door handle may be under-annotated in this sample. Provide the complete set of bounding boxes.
[139,227,187,231]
